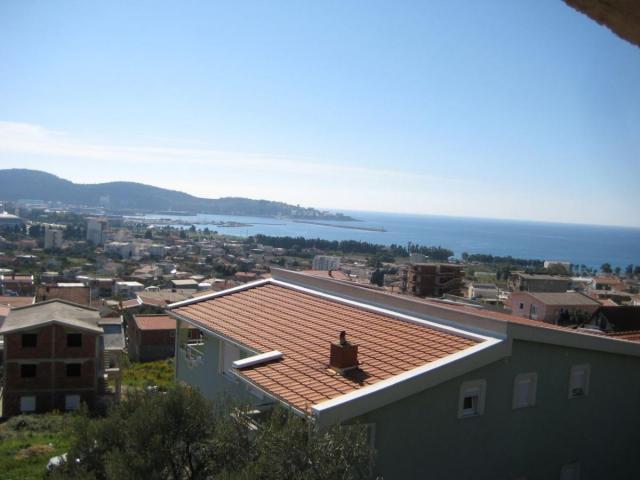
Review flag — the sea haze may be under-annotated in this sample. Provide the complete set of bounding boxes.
[141,210,640,269]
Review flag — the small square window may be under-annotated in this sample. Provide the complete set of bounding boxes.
[20,396,36,412]
[66,363,82,377]
[21,333,37,348]
[513,372,537,409]
[65,394,81,411]
[569,365,590,398]
[463,393,479,414]
[67,333,82,347]
[21,364,37,378]
[458,379,486,418]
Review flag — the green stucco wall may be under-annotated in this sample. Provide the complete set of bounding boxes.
[358,340,640,480]
[175,320,260,405]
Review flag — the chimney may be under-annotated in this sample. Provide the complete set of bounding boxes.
[330,330,359,373]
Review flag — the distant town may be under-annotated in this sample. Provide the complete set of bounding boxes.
[1,197,639,476]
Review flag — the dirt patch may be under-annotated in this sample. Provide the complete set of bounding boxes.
[15,443,55,460]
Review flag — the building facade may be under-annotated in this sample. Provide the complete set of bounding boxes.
[0,300,124,417]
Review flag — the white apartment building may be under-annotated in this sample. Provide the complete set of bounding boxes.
[44,226,64,250]
[105,242,133,259]
[312,255,341,271]
[114,281,144,299]
[86,218,107,245]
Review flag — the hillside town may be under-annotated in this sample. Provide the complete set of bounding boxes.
[1,201,639,478]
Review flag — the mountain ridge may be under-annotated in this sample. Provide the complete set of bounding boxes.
[0,169,354,220]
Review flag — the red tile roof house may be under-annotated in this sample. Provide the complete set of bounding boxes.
[167,269,640,480]
[0,300,125,417]
[127,314,199,362]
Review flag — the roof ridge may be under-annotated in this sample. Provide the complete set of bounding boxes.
[10,298,99,312]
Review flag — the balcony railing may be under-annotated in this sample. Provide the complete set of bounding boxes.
[181,342,205,368]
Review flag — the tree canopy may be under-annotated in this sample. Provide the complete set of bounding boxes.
[53,385,375,480]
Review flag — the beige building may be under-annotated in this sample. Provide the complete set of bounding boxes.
[510,291,601,324]
[408,263,464,297]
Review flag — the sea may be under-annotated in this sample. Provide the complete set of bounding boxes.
[140,210,640,270]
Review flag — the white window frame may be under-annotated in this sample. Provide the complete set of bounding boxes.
[568,364,590,399]
[512,372,537,409]
[20,395,36,413]
[458,379,486,418]
[65,394,81,411]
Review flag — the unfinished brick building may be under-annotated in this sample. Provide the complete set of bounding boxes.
[407,263,465,297]
[0,300,124,417]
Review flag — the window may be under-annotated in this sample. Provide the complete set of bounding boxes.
[21,364,37,378]
[188,328,203,340]
[561,462,581,480]
[513,372,537,409]
[20,396,36,412]
[65,395,81,411]
[66,363,82,377]
[569,364,590,398]
[67,333,82,347]
[519,303,524,310]
[21,333,37,348]
[458,379,486,418]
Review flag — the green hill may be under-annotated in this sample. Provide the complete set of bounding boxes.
[0,169,354,220]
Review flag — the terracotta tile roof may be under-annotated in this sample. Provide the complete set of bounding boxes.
[1,275,34,283]
[133,314,177,331]
[36,285,91,306]
[0,296,34,308]
[173,282,480,413]
[121,298,141,309]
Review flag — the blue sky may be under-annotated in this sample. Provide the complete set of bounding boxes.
[0,1,639,227]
